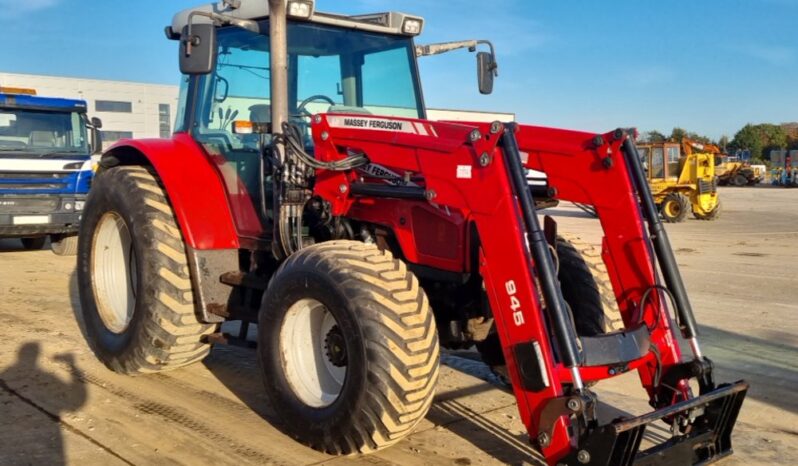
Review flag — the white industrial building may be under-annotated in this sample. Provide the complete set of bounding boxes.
[0,72,513,149]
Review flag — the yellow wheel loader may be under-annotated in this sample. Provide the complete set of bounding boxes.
[637,142,721,223]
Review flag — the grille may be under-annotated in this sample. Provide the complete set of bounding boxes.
[0,172,71,191]
[0,172,71,180]
[0,197,59,214]
[698,179,717,194]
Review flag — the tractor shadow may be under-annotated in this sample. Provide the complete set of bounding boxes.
[698,324,798,415]
[203,323,543,465]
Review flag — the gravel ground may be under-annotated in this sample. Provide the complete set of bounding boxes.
[0,185,795,465]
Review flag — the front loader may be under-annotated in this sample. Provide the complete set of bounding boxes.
[75,1,747,464]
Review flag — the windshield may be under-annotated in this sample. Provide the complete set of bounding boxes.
[0,108,88,158]
[193,21,424,148]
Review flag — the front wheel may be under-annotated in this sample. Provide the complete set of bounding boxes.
[77,166,216,375]
[660,193,690,223]
[51,234,78,256]
[259,241,439,455]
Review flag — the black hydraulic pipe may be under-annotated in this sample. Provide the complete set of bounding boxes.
[621,136,700,339]
[501,123,583,369]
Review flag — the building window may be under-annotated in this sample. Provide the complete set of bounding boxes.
[101,131,134,143]
[96,100,132,113]
[159,104,171,138]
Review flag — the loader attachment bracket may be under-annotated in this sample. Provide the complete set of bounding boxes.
[558,381,748,466]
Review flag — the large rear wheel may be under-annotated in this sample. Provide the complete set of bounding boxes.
[77,166,216,374]
[477,235,622,374]
[259,240,439,455]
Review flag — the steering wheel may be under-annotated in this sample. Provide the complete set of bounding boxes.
[297,95,336,117]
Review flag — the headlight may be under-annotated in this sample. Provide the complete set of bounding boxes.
[75,201,85,211]
[287,1,314,19]
[402,18,423,35]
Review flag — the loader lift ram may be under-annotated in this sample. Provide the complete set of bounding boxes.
[75,1,747,464]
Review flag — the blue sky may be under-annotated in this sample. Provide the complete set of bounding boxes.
[1,0,796,139]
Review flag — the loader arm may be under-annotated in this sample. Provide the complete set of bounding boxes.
[310,114,747,465]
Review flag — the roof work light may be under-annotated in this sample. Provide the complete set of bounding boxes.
[287,0,314,19]
[402,17,423,35]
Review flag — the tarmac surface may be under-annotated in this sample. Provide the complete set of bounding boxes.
[0,186,796,465]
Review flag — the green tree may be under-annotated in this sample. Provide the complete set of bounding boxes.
[730,124,788,160]
[641,130,666,143]
[670,127,687,142]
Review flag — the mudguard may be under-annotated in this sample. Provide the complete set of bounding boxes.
[101,133,239,250]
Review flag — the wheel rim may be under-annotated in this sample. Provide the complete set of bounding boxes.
[91,212,137,334]
[279,299,347,408]
[665,200,681,218]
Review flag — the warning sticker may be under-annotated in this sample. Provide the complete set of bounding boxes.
[457,165,473,179]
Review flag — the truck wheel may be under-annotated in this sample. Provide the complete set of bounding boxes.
[477,235,622,375]
[660,193,690,223]
[77,166,216,375]
[693,198,722,221]
[21,237,46,250]
[259,240,439,455]
[51,234,78,256]
[732,174,748,187]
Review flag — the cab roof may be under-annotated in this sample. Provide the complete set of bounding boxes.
[169,0,424,38]
[0,94,88,113]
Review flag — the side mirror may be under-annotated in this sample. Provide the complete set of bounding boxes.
[180,24,217,75]
[477,51,496,95]
[87,117,103,155]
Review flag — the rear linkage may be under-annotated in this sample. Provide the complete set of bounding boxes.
[500,124,747,465]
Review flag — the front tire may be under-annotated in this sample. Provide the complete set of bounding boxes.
[51,234,78,256]
[660,193,690,223]
[259,241,439,455]
[77,166,216,375]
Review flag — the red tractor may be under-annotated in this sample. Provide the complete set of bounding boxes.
[76,1,747,464]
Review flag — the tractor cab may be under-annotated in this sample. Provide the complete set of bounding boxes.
[166,0,497,244]
[636,142,682,181]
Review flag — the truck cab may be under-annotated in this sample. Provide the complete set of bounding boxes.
[0,88,101,254]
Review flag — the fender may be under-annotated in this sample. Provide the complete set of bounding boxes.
[101,133,239,250]
[101,133,240,324]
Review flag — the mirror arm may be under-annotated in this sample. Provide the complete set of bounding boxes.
[184,10,259,55]
[416,39,498,76]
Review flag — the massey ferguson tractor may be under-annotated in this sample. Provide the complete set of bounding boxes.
[76,1,748,464]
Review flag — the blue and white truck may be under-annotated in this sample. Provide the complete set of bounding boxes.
[0,88,101,255]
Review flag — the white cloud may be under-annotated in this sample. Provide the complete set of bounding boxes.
[0,0,60,17]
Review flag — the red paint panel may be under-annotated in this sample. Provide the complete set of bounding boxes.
[105,134,240,250]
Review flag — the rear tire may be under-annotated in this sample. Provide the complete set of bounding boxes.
[77,166,216,375]
[660,193,690,223]
[477,235,622,374]
[51,234,78,256]
[732,174,748,187]
[693,198,722,221]
[21,237,46,250]
[259,240,439,455]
